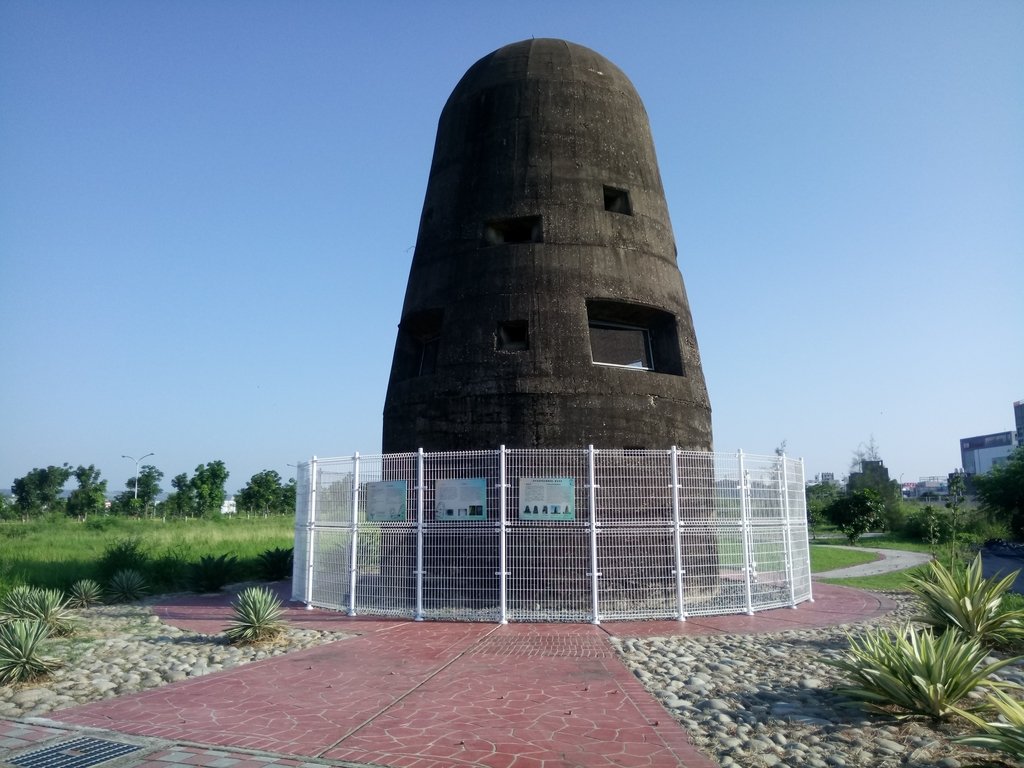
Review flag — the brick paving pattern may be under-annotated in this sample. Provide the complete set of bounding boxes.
[0,583,892,768]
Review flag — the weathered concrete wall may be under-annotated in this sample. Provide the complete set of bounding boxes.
[383,38,711,453]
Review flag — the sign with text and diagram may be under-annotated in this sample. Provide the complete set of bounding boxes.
[434,478,487,520]
[519,477,575,521]
[365,480,408,522]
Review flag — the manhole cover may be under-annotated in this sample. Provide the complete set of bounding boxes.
[11,737,141,768]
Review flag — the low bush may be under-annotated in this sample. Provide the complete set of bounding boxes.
[825,624,1021,721]
[0,620,60,685]
[256,547,293,581]
[956,689,1024,759]
[105,569,149,603]
[225,586,285,644]
[67,579,103,608]
[909,554,1024,647]
[189,554,238,593]
[96,537,150,583]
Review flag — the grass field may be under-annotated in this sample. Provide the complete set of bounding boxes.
[809,545,879,573]
[0,514,294,593]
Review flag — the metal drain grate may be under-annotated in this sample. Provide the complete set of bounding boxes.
[11,737,141,768]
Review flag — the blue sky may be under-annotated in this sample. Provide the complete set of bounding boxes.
[2,1,1022,495]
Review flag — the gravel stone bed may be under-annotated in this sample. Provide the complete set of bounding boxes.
[0,601,351,719]
[3,592,1023,767]
[613,593,1024,768]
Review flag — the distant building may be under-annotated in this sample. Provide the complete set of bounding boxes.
[220,498,237,515]
[960,431,1015,477]
[820,472,836,485]
[1015,399,1024,446]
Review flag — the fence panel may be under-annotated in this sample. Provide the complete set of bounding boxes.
[293,448,812,622]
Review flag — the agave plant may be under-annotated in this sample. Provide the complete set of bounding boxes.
[956,689,1024,758]
[26,588,76,637]
[67,579,104,609]
[0,586,36,623]
[909,553,1024,646]
[189,554,238,593]
[825,624,1022,721]
[105,569,149,603]
[225,586,285,645]
[256,547,294,581]
[0,620,61,685]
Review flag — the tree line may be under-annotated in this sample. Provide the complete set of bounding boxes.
[2,461,296,521]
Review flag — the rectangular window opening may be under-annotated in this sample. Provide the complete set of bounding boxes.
[483,216,543,245]
[589,322,652,369]
[497,321,529,351]
[603,186,632,215]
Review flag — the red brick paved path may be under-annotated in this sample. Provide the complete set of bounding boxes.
[18,583,892,768]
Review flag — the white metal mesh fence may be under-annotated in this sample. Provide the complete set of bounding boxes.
[292,448,812,623]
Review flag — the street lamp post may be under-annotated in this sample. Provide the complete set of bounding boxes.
[122,452,155,500]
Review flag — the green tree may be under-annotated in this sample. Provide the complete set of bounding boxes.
[165,472,194,518]
[66,464,108,520]
[127,464,163,515]
[826,488,884,545]
[974,447,1024,538]
[191,461,229,517]
[237,470,286,516]
[11,464,72,519]
[805,481,841,540]
[279,478,296,515]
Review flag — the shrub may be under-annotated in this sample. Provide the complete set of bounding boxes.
[0,620,60,685]
[149,545,191,591]
[909,554,1024,646]
[256,547,293,581]
[0,586,36,622]
[105,569,149,603]
[97,537,150,583]
[67,579,103,609]
[0,586,74,636]
[225,586,285,644]
[189,554,238,593]
[825,624,1021,721]
[956,689,1024,758]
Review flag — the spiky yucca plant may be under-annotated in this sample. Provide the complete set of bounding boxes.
[909,554,1024,646]
[189,554,238,593]
[256,547,294,581]
[825,624,1021,721]
[956,689,1024,758]
[225,586,285,645]
[67,579,103,609]
[0,586,34,623]
[0,587,76,637]
[26,588,76,637]
[0,620,60,685]
[105,569,149,603]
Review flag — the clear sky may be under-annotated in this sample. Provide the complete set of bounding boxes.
[2,1,1022,495]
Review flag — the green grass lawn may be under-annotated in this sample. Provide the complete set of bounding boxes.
[0,514,294,593]
[810,545,880,573]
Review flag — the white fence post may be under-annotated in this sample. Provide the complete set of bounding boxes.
[304,456,318,609]
[497,445,509,624]
[347,452,360,616]
[415,447,425,621]
[670,446,686,621]
[780,454,798,608]
[800,457,814,603]
[586,444,601,625]
[738,449,755,616]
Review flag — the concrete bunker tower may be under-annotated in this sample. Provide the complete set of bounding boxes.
[384,38,711,452]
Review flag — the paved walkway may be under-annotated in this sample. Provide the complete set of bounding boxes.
[0,582,896,768]
[812,545,933,579]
